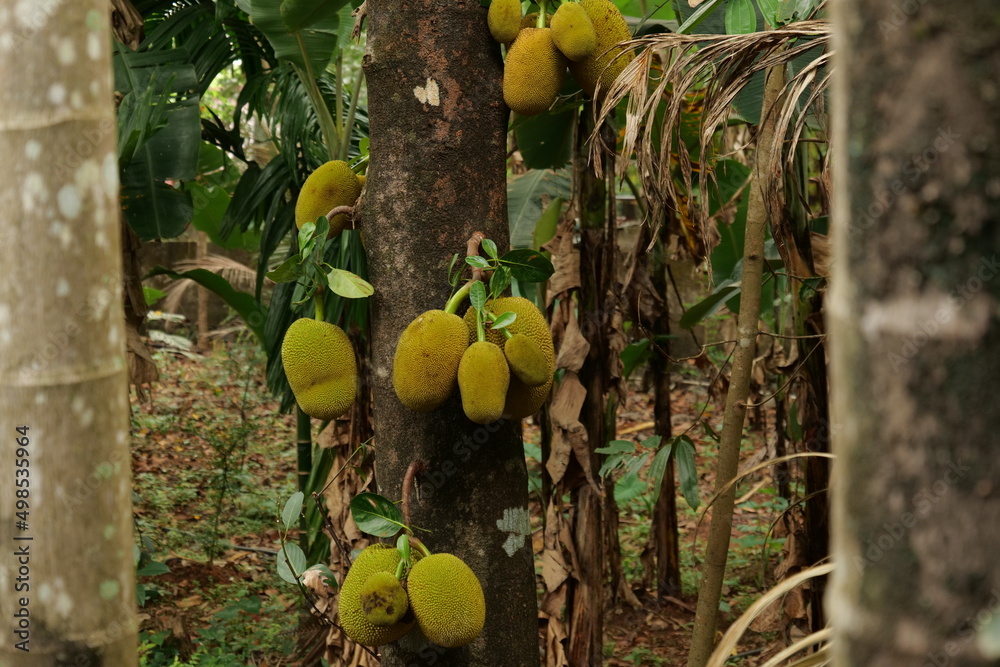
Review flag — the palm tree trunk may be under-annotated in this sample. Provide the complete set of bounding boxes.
[0,1,137,663]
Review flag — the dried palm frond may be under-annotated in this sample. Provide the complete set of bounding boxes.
[590,20,832,252]
[161,254,264,316]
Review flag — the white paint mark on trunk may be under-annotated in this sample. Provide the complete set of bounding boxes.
[413,78,441,106]
[496,507,530,557]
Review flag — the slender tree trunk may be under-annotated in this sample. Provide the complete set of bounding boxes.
[0,2,137,664]
[829,3,1000,665]
[361,2,537,665]
[687,64,786,667]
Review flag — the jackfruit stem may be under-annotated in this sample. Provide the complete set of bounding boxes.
[408,537,433,559]
[486,310,515,340]
[444,281,474,315]
[476,309,486,343]
[537,0,548,28]
[394,560,405,580]
[313,289,326,322]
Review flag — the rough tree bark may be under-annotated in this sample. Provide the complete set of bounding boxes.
[0,1,137,665]
[829,2,1000,666]
[360,2,538,665]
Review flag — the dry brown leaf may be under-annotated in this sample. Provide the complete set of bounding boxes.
[544,225,581,304]
[555,305,591,373]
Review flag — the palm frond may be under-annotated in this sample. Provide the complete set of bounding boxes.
[591,20,832,249]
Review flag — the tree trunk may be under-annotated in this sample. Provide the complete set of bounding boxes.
[687,63,786,667]
[0,2,137,664]
[361,2,537,665]
[829,2,1000,665]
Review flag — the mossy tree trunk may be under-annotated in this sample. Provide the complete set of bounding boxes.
[829,2,1000,665]
[0,1,137,665]
[360,2,538,665]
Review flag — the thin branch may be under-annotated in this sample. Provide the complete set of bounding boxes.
[401,460,426,529]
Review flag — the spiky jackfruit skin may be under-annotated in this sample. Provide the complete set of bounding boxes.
[504,333,550,387]
[463,297,555,420]
[294,160,362,236]
[458,341,510,424]
[488,0,522,43]
[281,318,357,421]
[360,571,409,626]
[503,28,567,117]
[551,2,597,61]
[407,554,485,648]
[568,0,634,97]
[340,545,415,646]
[392,310,469,412]
[356,173,366,189]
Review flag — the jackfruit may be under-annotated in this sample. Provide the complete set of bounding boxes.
[281,318,357,421]
[503,333,549,387]
[340,544,415,646]
[551,2,597,61]
[407,553,485,648]
[503,28,567,117]
[488,0,522,43]
[356,173,366,189]
[458,341,510,424]
[392,310,469,412]
[295,160,362,236]
[520,12,551,32]
[463,297,555,420]
[568,0,634,97]
[360,571,408,626]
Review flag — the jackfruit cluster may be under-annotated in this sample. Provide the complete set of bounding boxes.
[294,159,362,236]
[392,310,469,412]
[281,318,357,421]
[339,544,485,649]
[488,0,633,115]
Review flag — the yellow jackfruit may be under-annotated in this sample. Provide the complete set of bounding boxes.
[463,297,555,420]
[281,318,357,421]
[503,333,549,387]
[568,0,634,97]
[458,341,510,424]
[551,2,597,61]
[340,544,415,646]
[488,0,522,43]
[503,28,567,117]
[360,571,408,626]
[407,553,485,648]
[356,173,366,189]
[295,160,362,236]
[392,310,469,412]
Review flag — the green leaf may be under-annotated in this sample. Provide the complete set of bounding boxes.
[679,283,740,329]
[489,266,512,298]
[147,267,267,343]
[676,436,700,510]
[533,197,563,251]
[136,562,171,577]
[349,493,406,537]
[481,239,499,260]
[281,492,304,530]
[755,0,780,27]
[326,268,374,299]
[250,0,346,73]
[513,106,575,169]
[466,255,491,269]
[500,248,555,283]
[267,255,303,283]
[648,441,674,505]
[725,0,758,34]
[595,440,636,455]
[305,563,338,589]
[276,542,308,584]
[470,281,487,311]
[280,0,348,31]
[491,311,517,331]
[143,286,167,307]
[676,0,725,33]
[508,169,572,249]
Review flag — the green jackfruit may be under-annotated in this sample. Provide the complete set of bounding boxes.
[407,553,485,648]
[551,2,597,61]
[568,0,634,97]
[295,160,362,236]
[463,297,555,420]
[488,0,522,43]
[340,544,415,646]
[458,341,510,424]
[392,310,469,412]
[504,333,549,387]
[360,571,408,626]
[281,318,357,421]
[503,28,567,117]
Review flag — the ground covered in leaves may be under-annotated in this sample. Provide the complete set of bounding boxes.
[132,339,794,666]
